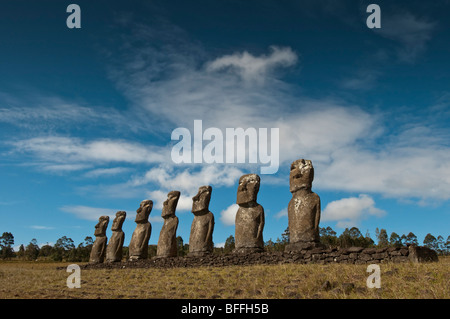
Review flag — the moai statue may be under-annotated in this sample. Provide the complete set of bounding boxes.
[128,200,153,260]
[234,174,265,254]
[285,159,322,252]
[156,191,180,258]
[105,211,126,263]
[188,186,215,257]
[89,215,110,264]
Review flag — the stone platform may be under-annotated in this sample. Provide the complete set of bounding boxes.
[81,245,438,270]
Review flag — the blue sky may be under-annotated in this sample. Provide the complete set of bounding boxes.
[1,0,449,249]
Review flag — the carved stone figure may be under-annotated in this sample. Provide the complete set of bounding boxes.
[188,186,215,257]
[285,159,322,251]
[89,215,110,264]
[128,200,153,260]
[156,191,180,258]
[105,211,126,263]
[234,174,265,254]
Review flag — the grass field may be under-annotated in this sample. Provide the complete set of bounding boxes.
[0,258,448,299]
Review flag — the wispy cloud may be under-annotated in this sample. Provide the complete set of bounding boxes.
[11,136,169,171]
[6,16,450,207]
[60,205,117,221]
[82,167,131,178]
[0,93,128,131]
[375,12,436,62]
[29,225,55,230]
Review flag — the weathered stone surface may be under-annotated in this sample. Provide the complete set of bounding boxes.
[188,186,215,257]
[234,174,265,254]
[156,191,180,258]
[105,211,126,263]
[347,246,364,253]
[399,248,409,256]
[89,215,109,264]
[285,241,324,252]
[358,253,372,261]
[286,159,321,252]
[128,200,153,261]
[362,248,377,254]
[408,245,439,263]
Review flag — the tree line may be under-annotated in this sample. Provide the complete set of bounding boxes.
[1,227,449,262]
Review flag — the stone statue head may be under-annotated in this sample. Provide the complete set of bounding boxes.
[111,211,126,231]
[192,186,212,214]
[290,159,314,193]
[94,215,110,237]
[236,174,260,205]
[135,200,153,223]
[162,191,180,219]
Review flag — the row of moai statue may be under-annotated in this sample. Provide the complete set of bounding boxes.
[89,159,322,263]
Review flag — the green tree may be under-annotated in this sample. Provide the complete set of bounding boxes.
[0,232,15,259]
[364,230,375,247]
[25,238,40,261]
[281,227,290,245]
[376,228,389,248]
[348,227,367,247]
[338,228,352,248]
[55,236,75,251]
[75,237,93,262]
[402,232,418,246]
[320,226,338,247]
[445,236,450,256]
[223,235,235,254]
[436,235,445,255]
[51,236,75,261]
[17,244,25,259]
[38,244,54,259]
[264,238,275,252]
[83,236,94,248]
[177,236,188,256]
[423,233,437,250]
[389,232,402,248]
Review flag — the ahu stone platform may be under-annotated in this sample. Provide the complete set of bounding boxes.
[81,245,438,270]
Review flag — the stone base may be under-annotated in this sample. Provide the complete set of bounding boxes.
[285,241,325,252]
[153,254,177,259]
[233,247,264,254]
[128,256,145,261]
[408,245,439,263]
[82,245,439,270]
[187,251,212,257]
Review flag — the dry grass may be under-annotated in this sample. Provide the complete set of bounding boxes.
[0,257,448,299]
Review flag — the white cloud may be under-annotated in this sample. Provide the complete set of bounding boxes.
[7,19,450,208]
[206,46,298,83]
[135,164,243,195]
[106,22,450,204]
[60,205,117,221]
[220,203,239,226]
[322,194,386,228]
[147,189,192,212]
[12,136,169,167]
[317,143,450,201]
